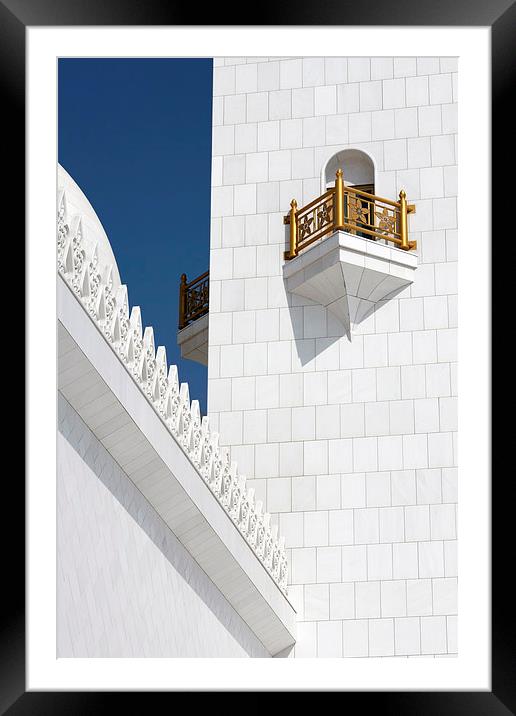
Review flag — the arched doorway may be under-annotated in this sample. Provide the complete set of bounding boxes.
[323,149,377,240]
[323,148,375,194]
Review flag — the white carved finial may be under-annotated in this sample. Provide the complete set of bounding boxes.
[143,326,155,355]
[179,381,190,407]
[63,239,74,275]
[79,265,90,300]
[190,399,201,423]
[116,285,129,317]
[95,286,106,322]
[105,265,114,291]
[168,365,179,392]
[155,345,167,371]
[129,306,142,338]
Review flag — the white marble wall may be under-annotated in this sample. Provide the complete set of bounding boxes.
[208,56,457,657]
[57,393,269,658]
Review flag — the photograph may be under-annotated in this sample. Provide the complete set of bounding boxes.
[10,12,500,705]
[56,54,458,660]
[0,0,509,697]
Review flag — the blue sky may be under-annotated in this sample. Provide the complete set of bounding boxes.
[58,58,213,414]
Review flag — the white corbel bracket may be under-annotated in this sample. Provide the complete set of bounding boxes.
[283,230,418,338]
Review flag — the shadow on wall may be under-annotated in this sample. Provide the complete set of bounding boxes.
[281,209,347,365]
[283,290,406,367]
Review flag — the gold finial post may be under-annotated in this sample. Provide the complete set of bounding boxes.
[399,190,410,250]
[179,273,187,329]
[288,199,298,259]
[334,169,345,230]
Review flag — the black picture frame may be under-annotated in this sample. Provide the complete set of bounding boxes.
[5,0,510,710]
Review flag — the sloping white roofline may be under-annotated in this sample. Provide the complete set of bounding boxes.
[56,170,296,655]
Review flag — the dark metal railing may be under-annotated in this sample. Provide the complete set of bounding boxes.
[178,270,209,329]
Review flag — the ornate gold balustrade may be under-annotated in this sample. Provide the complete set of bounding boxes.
[284,169,416,260]
[178,270,209,329]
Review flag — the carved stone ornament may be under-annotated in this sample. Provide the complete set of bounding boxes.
[57,188,288,595]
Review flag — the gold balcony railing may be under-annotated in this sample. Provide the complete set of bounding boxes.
[283,169,416,260]
[178,270,209,329]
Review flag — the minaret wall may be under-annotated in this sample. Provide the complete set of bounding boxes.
[208,56,458,658]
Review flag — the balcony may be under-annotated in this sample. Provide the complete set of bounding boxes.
[177,270,209,366]
[283,169,417,337]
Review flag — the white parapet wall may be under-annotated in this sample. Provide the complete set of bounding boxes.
[57,169,296,656]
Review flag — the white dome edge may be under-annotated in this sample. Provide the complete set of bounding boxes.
[58,164,121,288]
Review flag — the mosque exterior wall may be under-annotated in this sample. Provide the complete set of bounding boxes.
[207,56,458,658]
[57,393,270,658]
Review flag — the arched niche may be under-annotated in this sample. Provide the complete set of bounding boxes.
[323,149,375,193]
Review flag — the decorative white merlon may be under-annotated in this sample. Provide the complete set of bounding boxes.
[283,230,417,337]
[57,188,289,596]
